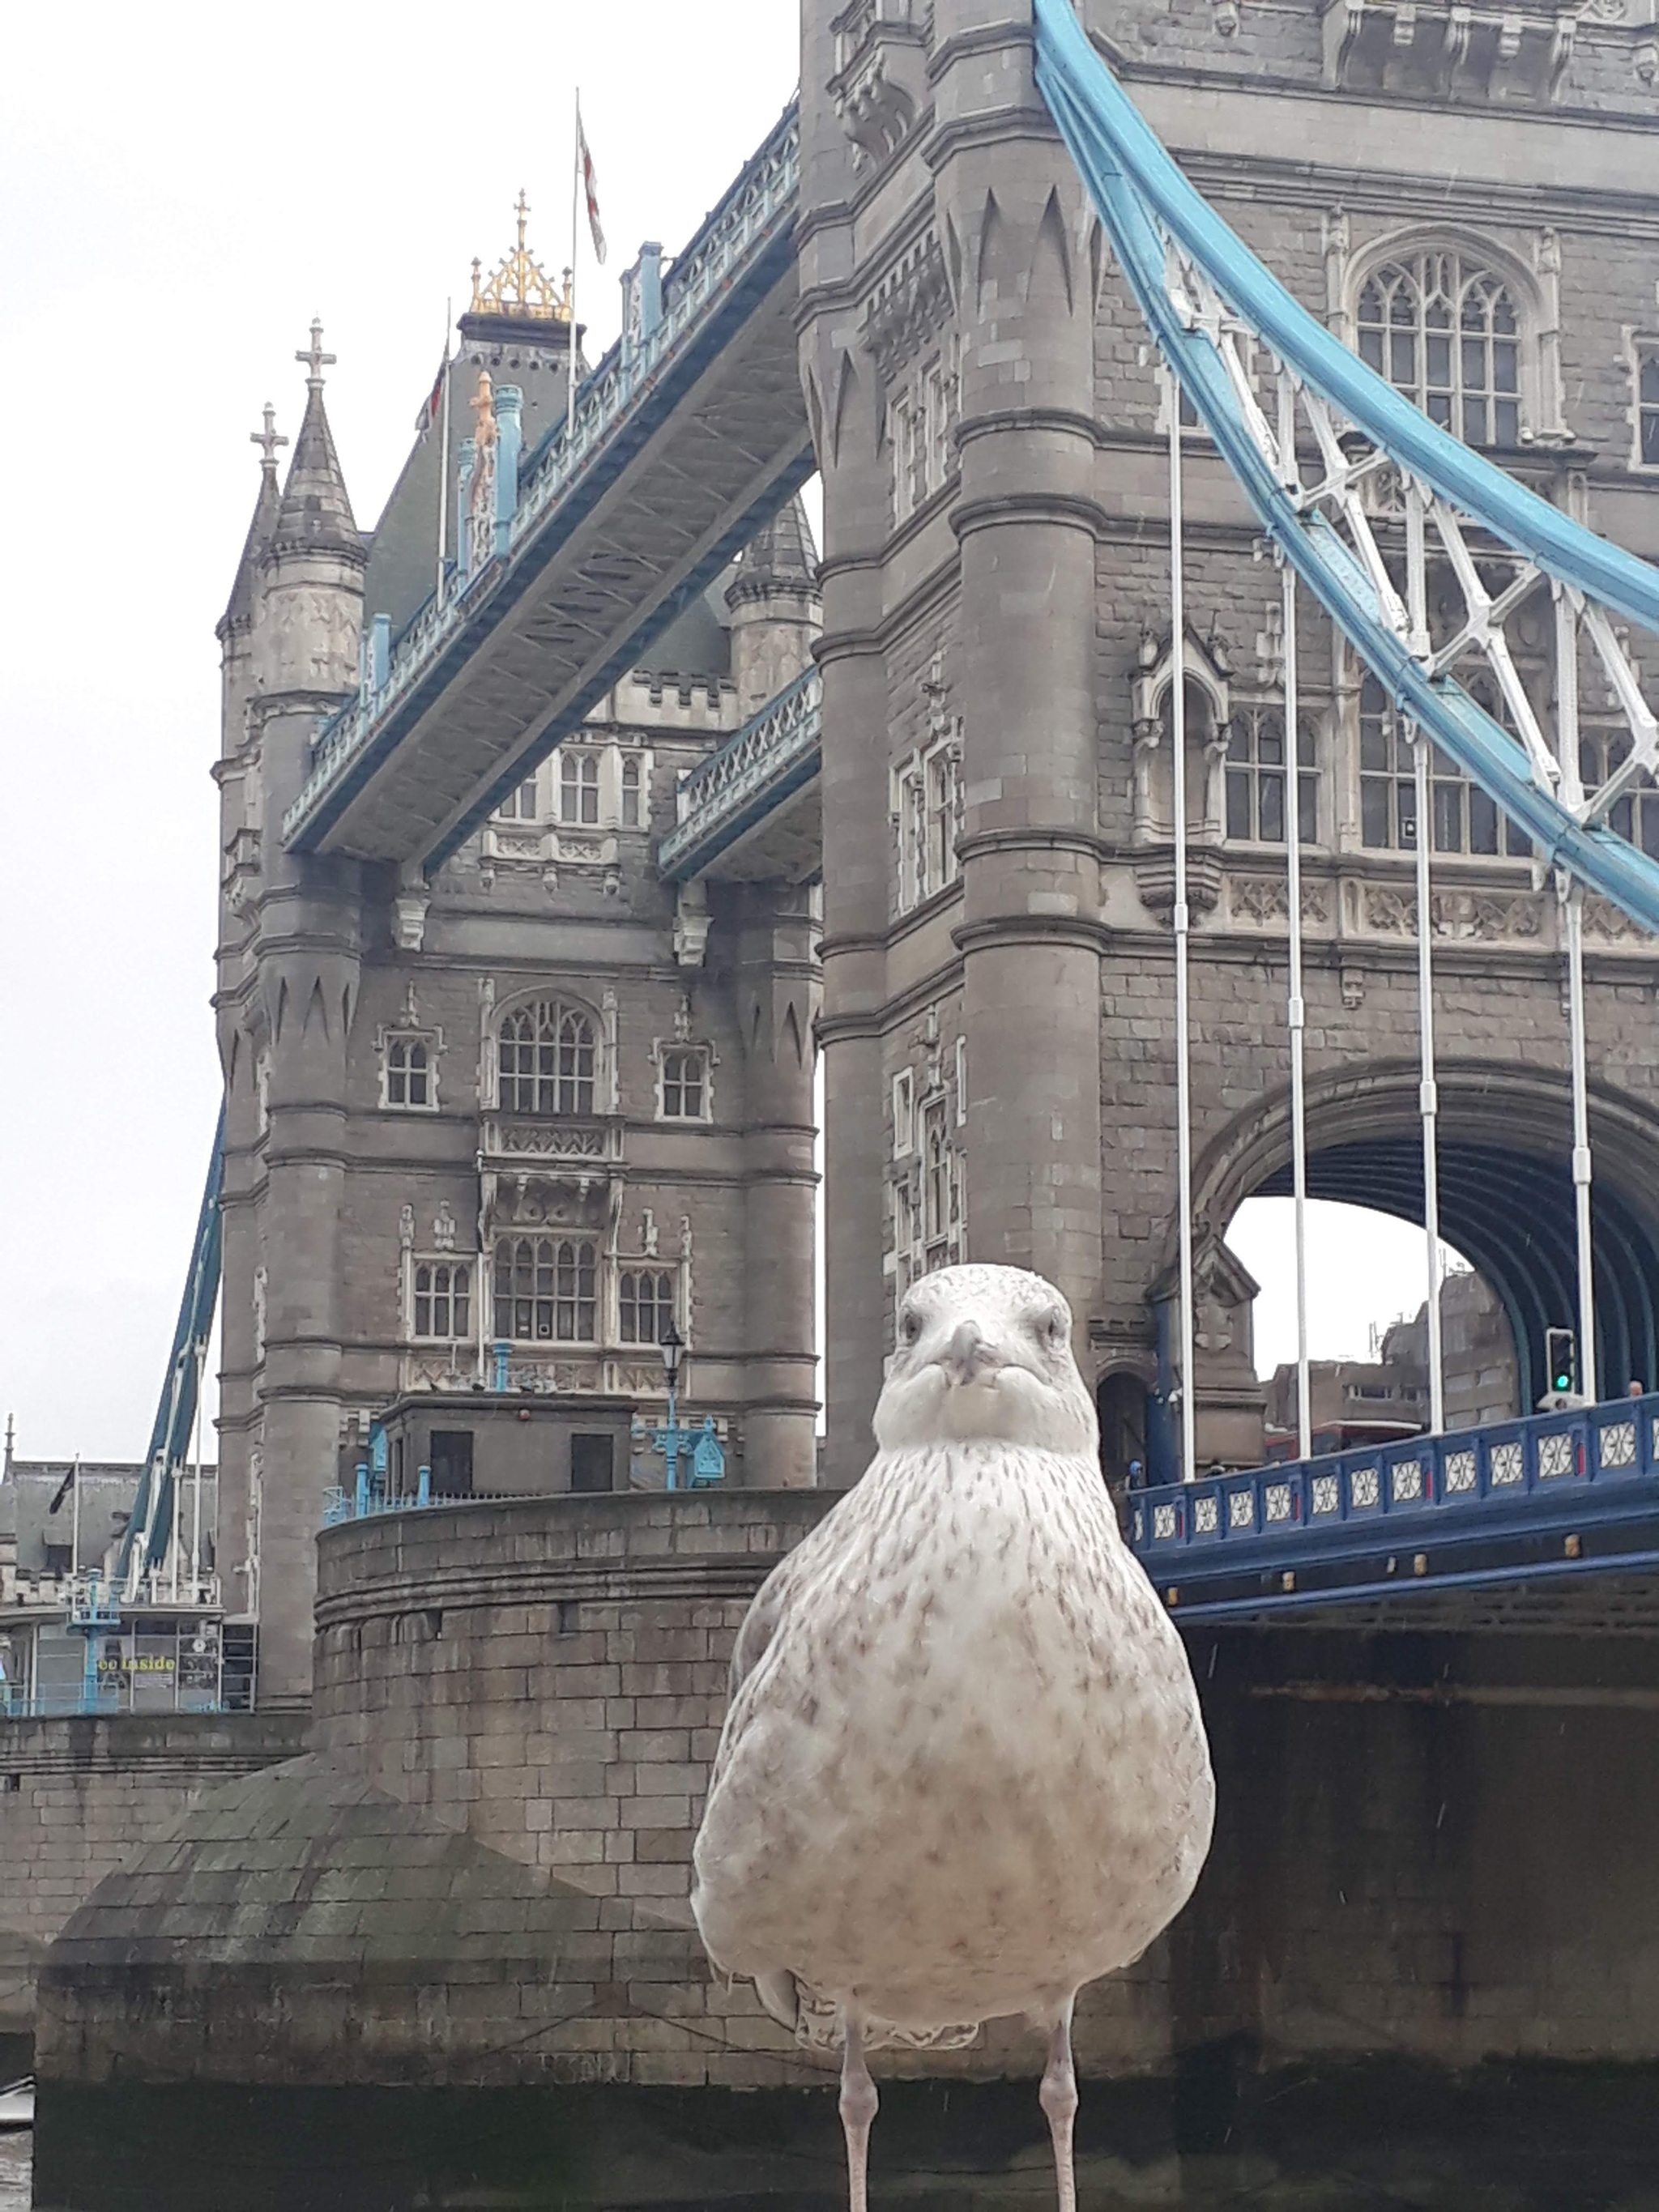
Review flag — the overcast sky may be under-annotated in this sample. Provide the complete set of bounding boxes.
[0,1,1440,1462]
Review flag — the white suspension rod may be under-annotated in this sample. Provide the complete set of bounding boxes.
[1555,582,1598,1402]
[1282,560,1311,1461]
[1169,395,1197,1486]
[1412,730,1446,1434]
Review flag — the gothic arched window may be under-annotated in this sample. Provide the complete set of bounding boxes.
[1358,675,1530,856]
[620,1269,676,1345]
[493,1235,596,1341]
[496,1000,597,1116]
[1357,252,1522,449]
[1225,709,1318,845]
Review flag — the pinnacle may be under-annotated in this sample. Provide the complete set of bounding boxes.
[270,381,362,562]
[725,493,820,611]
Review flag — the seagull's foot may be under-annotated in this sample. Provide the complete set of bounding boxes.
[1039,1999,1079,2212]
[838,2007,878,2212]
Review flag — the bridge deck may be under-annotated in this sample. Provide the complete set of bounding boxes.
[1132,1393,1659,1622]
[281,104,810,872]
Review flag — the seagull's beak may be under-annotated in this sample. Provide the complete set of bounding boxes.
[941,1319,998,1388]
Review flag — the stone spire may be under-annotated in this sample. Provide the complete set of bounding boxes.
[270,321,362,562]
[217,405,286,641]
[724,494,822,715]
[726,492,820,605]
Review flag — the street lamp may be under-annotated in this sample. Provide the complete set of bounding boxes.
[631,1319,723,1491]
[659,1321,684,1396]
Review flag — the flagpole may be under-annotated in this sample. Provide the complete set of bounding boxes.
[436,296,452,603]
[568,89,580,446]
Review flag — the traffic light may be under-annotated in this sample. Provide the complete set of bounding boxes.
[1546,1327,1578,1398]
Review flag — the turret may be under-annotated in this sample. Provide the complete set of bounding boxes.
[216,404,285,761]
[255,320,365,711]
[723,495,822,717]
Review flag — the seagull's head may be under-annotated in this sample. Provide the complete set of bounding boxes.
[875,1264,1098,1457]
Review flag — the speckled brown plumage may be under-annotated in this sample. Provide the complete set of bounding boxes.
[692,1264,1214,2210]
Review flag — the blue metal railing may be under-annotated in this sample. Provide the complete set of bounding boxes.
[1131,1392,1659,1613]
[658,667,822,880]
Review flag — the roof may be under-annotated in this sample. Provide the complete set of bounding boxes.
[270,385,362,563]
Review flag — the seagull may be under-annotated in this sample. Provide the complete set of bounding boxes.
[692,1262,1215,2211]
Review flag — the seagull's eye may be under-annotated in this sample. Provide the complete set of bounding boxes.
[1045,1308,1069,1346]
[900,1309,921,1346]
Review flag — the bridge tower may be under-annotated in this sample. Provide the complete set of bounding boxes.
[213,213,823,1698]
[803,0,1659,1485]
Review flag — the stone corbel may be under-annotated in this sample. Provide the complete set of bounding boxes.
[673,880,712,968]
[393,868,430,953]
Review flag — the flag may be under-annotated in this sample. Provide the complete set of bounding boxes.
[577,103,607,266]
[414,357,446,436]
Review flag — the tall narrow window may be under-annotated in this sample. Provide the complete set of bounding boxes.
[659,1048,709,1121]
[620,1268,676,1345]
[923,1099,957,1271]
[497,1002,596,1115]
[385,1034,433,1110]
[621,755,644,828]
[558,750,600,825]
[926,745,960,892]
[493,1235,596,1341]
[497,777,539,821]
[413,1262,471,1340]
[1357,254,1521,448]
[1637,343,1659,471]
[892,1068,915,1157]
[1359,676,1528,855]
[1580,728,1659,859]
[1225,710,1318,845]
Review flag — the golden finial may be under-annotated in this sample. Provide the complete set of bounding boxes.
[469,194,569,323]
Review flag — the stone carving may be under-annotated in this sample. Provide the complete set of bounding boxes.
[830,0,927,173]
[1227,876,1328,926]
[1323,0,1580,103]
[433,1204,457,1252]
[490,1177,608,1231]
[490,1121,609,1159]
[864,235,953,384]
[674,881,712,967]
[642,1208,659,1258]
[1363,884,1545,940]
[1584,895,1648,942]
[399,1204,416,1252]
[252,1267,267,1364]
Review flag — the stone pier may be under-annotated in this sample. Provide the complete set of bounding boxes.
[28,1492,1659,2206]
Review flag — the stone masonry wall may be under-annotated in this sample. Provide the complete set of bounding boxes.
[0,1711,306,2035]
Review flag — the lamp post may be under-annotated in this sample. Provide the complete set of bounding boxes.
[659,1323,686,1491]
[632,1322,727,1491]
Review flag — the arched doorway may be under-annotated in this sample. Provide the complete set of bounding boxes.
[1098,1370,1150,1492]
[1189,1063,1659,1416]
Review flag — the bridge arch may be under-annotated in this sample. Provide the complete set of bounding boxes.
[1185,1060,1659,1410]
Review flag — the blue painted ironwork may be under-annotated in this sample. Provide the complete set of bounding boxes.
[658,667,822,881]
[281,99,804,861]
[1131,1392,1659,1618]
[115,1105,224,1593]
[1034,0,1659,935]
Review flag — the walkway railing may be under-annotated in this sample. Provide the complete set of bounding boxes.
[282,100,801,854]
[658,667,822,880]
[1132,1393,1659,1615]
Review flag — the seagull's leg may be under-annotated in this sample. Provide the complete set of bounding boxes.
[838,2005,878,2212]
[1038,1995,1080,2212]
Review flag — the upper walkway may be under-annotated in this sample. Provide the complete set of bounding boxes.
[281,101,810,872]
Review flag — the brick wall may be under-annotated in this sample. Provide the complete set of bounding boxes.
[0,1711,306,2034]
